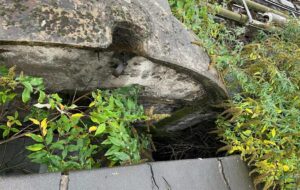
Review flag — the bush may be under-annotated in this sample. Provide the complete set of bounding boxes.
[169,0,300,189]
[217,22,300,189]
[0,66,151,172]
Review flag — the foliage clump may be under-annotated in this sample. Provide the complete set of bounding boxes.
[217,22,300,189]
[169,0,300,189]
[0,66,151,172]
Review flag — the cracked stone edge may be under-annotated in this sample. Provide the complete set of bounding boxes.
[217,158,232,190]
[147,163,160,190]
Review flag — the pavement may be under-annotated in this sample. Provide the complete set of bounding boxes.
[0,155,254,190]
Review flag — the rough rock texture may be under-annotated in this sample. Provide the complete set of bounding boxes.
[0,0,227,130]
[0,156,254,190]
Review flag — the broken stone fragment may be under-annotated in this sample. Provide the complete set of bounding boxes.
[0,0,227,131]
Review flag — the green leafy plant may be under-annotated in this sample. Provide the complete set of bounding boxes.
[169,0,300,189]
[0,66,151,173]
[217,23,300,189]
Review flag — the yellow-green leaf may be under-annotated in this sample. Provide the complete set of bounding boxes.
[89,102,95,107]
[6,121,12,128]
[95,124,106,136]
[41,118,47,129]
[283,165,289,172]
[243,130,252,136]
[271,128,276,138]
[263,140,276,146]
[29,118,40,125]
[71,113,84,119]
[245,108,253,114]
[26,144,45,151]
[275,108,282,114]
[41,118,47,137]
[25,133,43,142]
[89,126,97,133]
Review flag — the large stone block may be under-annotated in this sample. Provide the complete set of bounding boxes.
[0,0,227,130]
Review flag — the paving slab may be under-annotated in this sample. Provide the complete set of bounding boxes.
[219,156,255,190]
[68,155,254,190]
[0,172,61,190]
[0,155,254,190]
[150,158,229,190]
[68,164,152,190]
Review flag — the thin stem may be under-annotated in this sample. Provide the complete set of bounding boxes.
[0,128,39,145]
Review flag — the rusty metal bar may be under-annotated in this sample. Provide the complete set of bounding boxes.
[233,0,289,18]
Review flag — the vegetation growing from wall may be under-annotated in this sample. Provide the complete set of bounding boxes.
[0,66,151,172]
[169,0,300,189]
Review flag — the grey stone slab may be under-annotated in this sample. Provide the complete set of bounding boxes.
[150,158,229,190]
[219,156,255,190]
[67,156,254,190]
[0,172,61,190]
[152,0,172,13]
[0,156,254,190]
[68,164,152,190]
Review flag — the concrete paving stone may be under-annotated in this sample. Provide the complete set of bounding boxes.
[0,172,61,190]
[220,155,255,190]
[150,158,230,190]
[68,164,152,190]
[0,155,254,190]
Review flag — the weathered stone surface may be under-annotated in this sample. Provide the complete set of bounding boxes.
[69,164,152,190]
[149,158,228,190]
[69,156,255,190]
[0,0,227,130]
[0,172,61,190]
[219,156,255,190]
[0,156,254,190]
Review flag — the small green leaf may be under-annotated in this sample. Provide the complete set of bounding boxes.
[271,128,276,138]
[29,77,43,86]
[95,124,106,136]
[105,145,120,156]
[45,129,53,145]
[62,149,68,159]
[109,136,124,147]
[15,120,22,126]
[114,152,130,161]
[3,129,10,138]
[22,88,31,103]
[25,133,43,142]
[243,130,252,136]
[7,116,14,120]
[28,150,47,160]
[22,82,33,92]
[38,91,46,103]
[10,128,20,133]
[50,141,65,150]
[68,145,79,152]
[26,144,45,151]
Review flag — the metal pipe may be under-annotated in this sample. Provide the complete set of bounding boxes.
[242,0,254,23]
[234,0,289,18]
[207,4,277,30]
[207,4,248,24]
[263,12,287,26]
